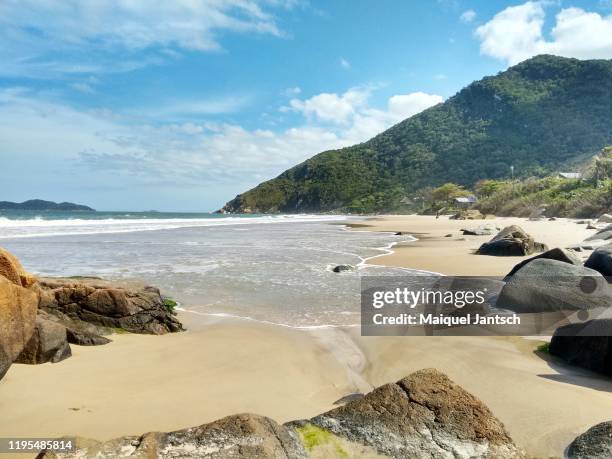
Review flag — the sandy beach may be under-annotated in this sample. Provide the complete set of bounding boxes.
[352,214,599,276]
[0,215,610,458]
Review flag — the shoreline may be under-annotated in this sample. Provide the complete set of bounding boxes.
[1,215,610,458]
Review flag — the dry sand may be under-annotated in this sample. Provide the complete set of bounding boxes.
[0,314,353,441]
[0,215,609,458]
[353,214,598,276]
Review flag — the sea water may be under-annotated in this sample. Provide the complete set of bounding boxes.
[0,211,419,327]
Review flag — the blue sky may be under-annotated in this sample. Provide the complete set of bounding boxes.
[1,0,612,211]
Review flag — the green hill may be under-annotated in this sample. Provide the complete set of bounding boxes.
[222,55,612,214]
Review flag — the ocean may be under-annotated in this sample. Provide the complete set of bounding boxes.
[0,211,417,327]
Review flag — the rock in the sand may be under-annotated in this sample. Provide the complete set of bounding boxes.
[568,421,612,458]
[34,278,184,335]
[586,224,612,242]
[548,217,557,221]
[549,320,612,377]
[461,224,498,236]
[598,214,612,223]
[504,247,582,280]
[496,259,610,313]
[292,368,521,459]
[587,223,598,230]
[332,264,356,273]
[585,245,612,277]
[444,233,453,237]
[15,314,71,364]
[41,413,307,459]
[0,256,39,379]
[450,209,484,220]
[476,225,547,256]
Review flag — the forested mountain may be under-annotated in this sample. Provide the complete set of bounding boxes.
[222,55,612,213]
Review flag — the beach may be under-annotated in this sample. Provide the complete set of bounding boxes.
[0,215,609,458]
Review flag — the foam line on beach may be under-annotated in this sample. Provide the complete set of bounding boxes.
[339,224,445,276]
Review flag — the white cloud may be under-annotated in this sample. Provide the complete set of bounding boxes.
[476,1,612,65]
[387,92,444,120]
[0,85,443,207]
[282,87,302,96]
[460,9,477,23]
[340,57,351,69]
[0,0,293,77]
[286,88,370,124]
[433,73,448,80]
[71,82,95,94]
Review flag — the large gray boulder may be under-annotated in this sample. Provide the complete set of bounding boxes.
[549,319,612,376]
[477,225,547,256]
[568,421,612,458]
[496,259,610,313]
[15,315,72,364]
[291,368,522,459]
[504,247,583,280]
[585,245,612,277]
[41,413,307,459]
[586,224,612,242]
[598,214,612,223]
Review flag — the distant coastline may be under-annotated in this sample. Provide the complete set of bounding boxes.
[0,199,95,212]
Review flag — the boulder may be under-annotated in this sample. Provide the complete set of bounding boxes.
[496,259,610,313]
[15,315,71,364]
[461,224,498,236]
[293,368,521,459]
[504,247,583,280]
[0,247,36,287]
[549,319,612,376]
[41,414,307,459]
[598,214,612,223]
[450,209,484,220]
[477,225,548,256]
[585,245,612,277]
[35,278,184,335]
[586,224,612,242]
[332,265,356,273]
[40,369,523,459]
[568,421,612,458]
[0,273,39,379]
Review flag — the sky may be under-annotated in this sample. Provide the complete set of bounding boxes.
[1,0,612,211]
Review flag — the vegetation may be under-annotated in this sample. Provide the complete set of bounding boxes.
[296,424,348,457]
[223,55,612,214]
[473,147,612,218]
[163,298,178,313]
[536,342,550,354]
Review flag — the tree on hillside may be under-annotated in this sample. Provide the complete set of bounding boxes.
[431,183,470,205]
[474,179,507,198]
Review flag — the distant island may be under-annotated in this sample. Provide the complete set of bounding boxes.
[0,199,95,212]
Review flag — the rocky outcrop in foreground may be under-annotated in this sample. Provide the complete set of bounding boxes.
[0,248,39,378]
[41,369,522,459]
[35,278,184,340]
[567,421,612,458]
[1,247,184,375]
[476,225,547,256]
